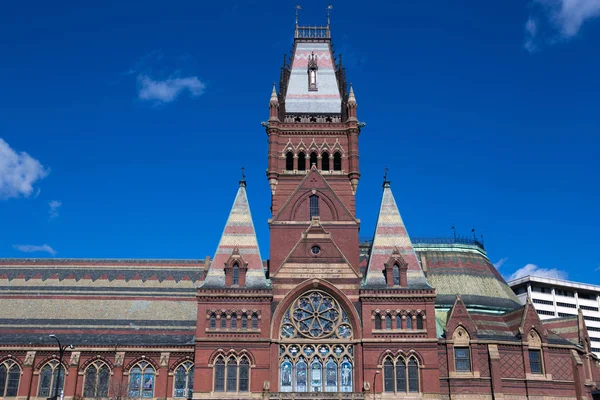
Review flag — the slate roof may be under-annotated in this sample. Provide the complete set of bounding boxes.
[362,181,430,289]
[201,181,269,289]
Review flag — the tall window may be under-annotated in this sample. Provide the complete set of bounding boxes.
[173,361,194,398]
[310,152,318,168]
[231,313,237,330]
[297,152,306,171]
[454,348,471,372]
[286,152,294,171]
[128,361,155,399]
[241,313,248,330]
[321,152,330,170]
[209,313,216,329]
[213,356,249,393]
[393,264,400,286]
[0,360,21,397]
[383,356,420,394]
[251,313,258,330]
[37,361,65,398]
[220,313,227,329]
[279,290,354,393]
[309,195,319,219]
[333,152,342,171]
[84,361,110,398]
[385,315,392,330]
[529,350,542,374]
[416,314,423,329]
[232,263,239,285]
[375,314,382,330]
[406,316,413,330]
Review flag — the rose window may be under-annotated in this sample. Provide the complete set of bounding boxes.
[280,290,352,340]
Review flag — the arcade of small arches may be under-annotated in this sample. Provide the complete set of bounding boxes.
[373,310,426,331]
[285,150,343,172]
[207,310,260,331]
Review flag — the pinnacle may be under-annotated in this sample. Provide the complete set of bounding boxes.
[270,83,278,104]
[348,84,356,104]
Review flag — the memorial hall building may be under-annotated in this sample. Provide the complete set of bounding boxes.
[0,20,599,400]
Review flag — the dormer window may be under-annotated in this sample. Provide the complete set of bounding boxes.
[308,52,318,91]
[232,263,239,285]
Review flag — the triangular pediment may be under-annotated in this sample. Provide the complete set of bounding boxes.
[272,168,357,223]
[271,219,361,281]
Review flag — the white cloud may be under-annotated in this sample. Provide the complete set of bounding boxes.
[0,138,49,199]
[493,257,508,269]
[13,244,57,256]
[525,0,600,49]
[137,75,205,103]
[48,200,61,219]
[524,18,538,52]
[506,263,568,281]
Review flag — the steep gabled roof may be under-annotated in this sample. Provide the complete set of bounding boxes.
[363,181,430,289]
[201,181,268,289]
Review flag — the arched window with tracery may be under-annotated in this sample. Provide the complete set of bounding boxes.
[297,152,306,171]
[0,360,20,397]
[128,361,155,399]
[83,361,110,398]
[213,355,249,393]
[279,290,354,393]
[333,152,342,171]
[286,152,294,171]
[383,356,420,394]
[321,152,330,171]
[173,361,194,398]
[37,360,65,398]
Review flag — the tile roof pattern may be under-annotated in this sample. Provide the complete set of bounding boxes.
[201,182,268,289]
[419,247,521,311]
[363,182,430,289]
[284,42,341,114]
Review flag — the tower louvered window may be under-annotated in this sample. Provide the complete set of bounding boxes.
[309,195,319,219]
[286,152,294,171]
[321,152,330,170]
[333,152,342,171]
[298,152,306,171]
[310,152,318,168]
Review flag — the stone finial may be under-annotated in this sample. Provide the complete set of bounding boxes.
[348,83,356,104]
[270,83,278,104]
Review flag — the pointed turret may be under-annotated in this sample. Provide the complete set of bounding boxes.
[269,83,279,122]
[347,84,357,121]
[363,178,430,289]
[201,179,268,289]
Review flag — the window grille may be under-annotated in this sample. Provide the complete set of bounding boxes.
[454,348,471,372]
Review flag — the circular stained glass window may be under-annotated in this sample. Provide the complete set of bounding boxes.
[291,291,342,339]
[311,245,321,255]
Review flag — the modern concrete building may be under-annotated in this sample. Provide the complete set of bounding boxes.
[508,275,600,357]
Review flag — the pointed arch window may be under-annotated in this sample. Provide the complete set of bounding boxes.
[416,314,423,329]
[128,361,155,399]
[406,316,413,330]
[220,313,227,329]
[37,360,65,398]
[383,356,420,394]
[393,264,400,286]
[232,263,239,286]
[209,313,216,329]
[396,315,402,329]
[310,152,318,169]
[251,313,258,330]
[309,195,319,219]
[527,330,544,375]
[174,361,194,398]
[231,313,237,330]
[0,360,21,397]
[241,313,248,330]
[213,355,249,393]
[333,152,342,171]
[84,361,110,398]
[385,315,392,330]
[321,152,330,171]
[297,152,306,171]
[286,152,294,171]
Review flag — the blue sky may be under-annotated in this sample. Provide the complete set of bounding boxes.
[1,1,599,284]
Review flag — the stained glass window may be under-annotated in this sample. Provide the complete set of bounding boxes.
[0,361,20,397]
[214,358,225,392]
[383,358,394,393]
[238,358,249,392]
[37,361,65,398]
[280,358,293,392]
[173,361,193,398]
[396,361,406,392]
[408,359,419,392]
[84,361,110,398]
[226,357,237,392]
[128,361,154,399]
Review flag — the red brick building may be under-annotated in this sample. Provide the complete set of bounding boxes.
[0,20,599,400]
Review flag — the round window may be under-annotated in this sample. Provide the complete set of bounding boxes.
[311,245,321,255]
